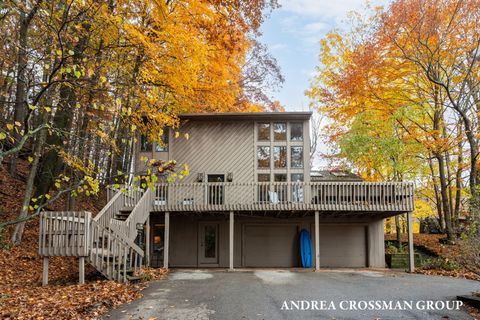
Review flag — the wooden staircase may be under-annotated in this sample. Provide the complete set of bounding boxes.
[39,186,154,284]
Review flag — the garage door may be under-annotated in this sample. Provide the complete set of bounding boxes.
[319,225,367,267]
[243,224,299,267]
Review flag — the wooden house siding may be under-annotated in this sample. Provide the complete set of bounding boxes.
[172,120,255,183]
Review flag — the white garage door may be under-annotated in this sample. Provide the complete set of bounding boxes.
[319,225,367,267]
[243,224,299,267]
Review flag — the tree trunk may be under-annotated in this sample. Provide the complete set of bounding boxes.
[34,33,88,199]
[395,215,402,251]
[10,1,41,175]
[435,153,454,241]
[428,157,444,231]
[11,117,47,244]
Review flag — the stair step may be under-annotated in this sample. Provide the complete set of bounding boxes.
[126,275,142,282]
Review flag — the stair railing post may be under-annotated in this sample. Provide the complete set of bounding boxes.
[42,257,49,286]
[79,257,85,284]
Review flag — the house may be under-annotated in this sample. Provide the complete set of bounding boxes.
[38,112,415,284]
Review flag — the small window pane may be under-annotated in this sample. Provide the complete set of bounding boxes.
[274,174,287,182]
[273,146,287,168]
[291,146,303,168]
[155,129,169,152]
[257,123,270,141]
[291,123,303,141]
[274,122,286,141]
[257,146,270,168]
[140,135,152,152]
[258,174,270,182]
[291,174,304,182]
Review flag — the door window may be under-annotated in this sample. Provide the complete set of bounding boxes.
[207,174,225,205]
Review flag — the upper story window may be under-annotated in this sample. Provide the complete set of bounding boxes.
[140,135,152,152]
[155,128,169,152]
[273,146,286,168]
[291,146,303,168]
[257,146,270,168]
[257,123,270,141]
[290,123,303,141]
[273,122,286,141]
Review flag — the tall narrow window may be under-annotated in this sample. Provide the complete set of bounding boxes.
[257,174,270,203]
[257,123,270,141]
[291,174,304,202]
[140,135,152,152]
[257,146,270,168]
[290,123,303,141]
[291,146,304,168]
[274,174,287,202]
[273,146,287,168]
[155,128,169,152]
[273,122,286,141]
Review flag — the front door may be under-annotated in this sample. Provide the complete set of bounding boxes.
[207,174,225,205]
[198,222,219,265]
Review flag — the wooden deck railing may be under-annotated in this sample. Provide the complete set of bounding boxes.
[39,211,144,283]
[39,211,91,257]
[152,181,415,212]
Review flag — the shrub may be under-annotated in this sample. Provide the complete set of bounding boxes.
[457,221,480,276]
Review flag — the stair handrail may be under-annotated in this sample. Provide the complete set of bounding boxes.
[90,219,144,282]
[107,187,153,241]
[94,189,124,229]
[124,187,154,240]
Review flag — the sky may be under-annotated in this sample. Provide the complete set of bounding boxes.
[259,0,389,111]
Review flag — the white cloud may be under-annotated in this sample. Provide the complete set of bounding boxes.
[303,21,329,33]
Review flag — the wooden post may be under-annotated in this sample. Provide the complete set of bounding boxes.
[42,257,49,286]
[163,212,169,269]
[315,211,320,271]
[407,212,415,273]
[145,216,150,267]
[229,211,234,271]
[79,257,85,284]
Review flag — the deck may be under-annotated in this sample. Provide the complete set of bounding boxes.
[152,181,415,212]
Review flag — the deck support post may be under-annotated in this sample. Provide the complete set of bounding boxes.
[407,212,414,273]
[315,211,320,271]
[164,212,170,269]
[42,257,49,286]
[145,216,150,267]
[79,257,85,284]
[229,211,234,271]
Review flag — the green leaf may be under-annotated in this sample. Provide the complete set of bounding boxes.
[0,132,6,140]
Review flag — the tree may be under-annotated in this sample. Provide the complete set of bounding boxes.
[307,0,477,241]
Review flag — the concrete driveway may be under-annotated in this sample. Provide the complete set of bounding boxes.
[105,269,479,320]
